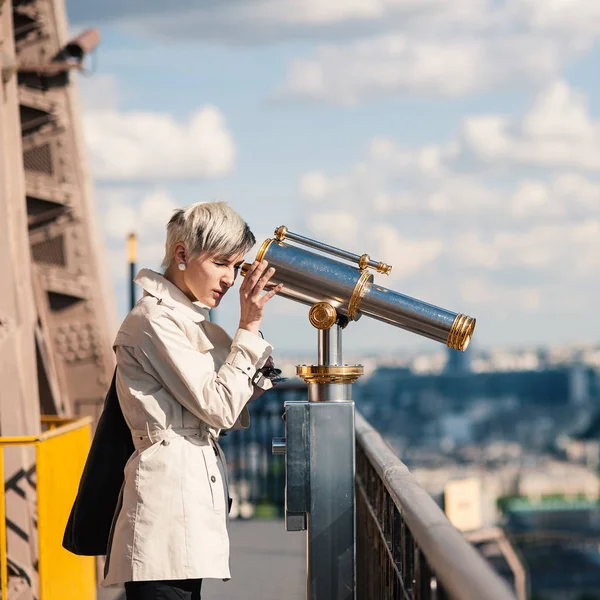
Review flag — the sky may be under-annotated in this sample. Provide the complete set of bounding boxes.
[68,0,600,356]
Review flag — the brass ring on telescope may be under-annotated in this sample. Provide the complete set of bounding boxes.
[296,365,364,385]
[274,226,287,242]
[447,314,476,351]
[240,238,274,278]
[347,270,372,321]
[359,254,370,270]
[256,238,273,262]
[308,302,337,330]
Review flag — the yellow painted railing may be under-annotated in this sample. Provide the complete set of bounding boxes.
[0,417,96,600]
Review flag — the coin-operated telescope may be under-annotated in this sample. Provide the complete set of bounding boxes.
[242,226,476,600]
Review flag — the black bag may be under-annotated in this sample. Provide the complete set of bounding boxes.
[62,369,135,556]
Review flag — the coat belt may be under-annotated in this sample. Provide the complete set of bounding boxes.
[130,426,214,450]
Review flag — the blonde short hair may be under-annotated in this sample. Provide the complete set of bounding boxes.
[161,201,255,268]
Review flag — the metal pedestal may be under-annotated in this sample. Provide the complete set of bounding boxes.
[275,321,359,600]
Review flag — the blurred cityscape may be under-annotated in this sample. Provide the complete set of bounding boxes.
[229,344,600,599]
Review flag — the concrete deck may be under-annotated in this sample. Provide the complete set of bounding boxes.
[204,519,306,599]
[98,519,306,600]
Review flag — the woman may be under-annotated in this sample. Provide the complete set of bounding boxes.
[102,201,283,600]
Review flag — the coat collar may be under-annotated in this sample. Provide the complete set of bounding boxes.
[134,269,210,324]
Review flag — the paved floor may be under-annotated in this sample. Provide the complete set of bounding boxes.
[204,519,306,599]
[97,519,306,600]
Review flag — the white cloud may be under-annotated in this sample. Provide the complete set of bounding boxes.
[300,171,329,200]
[71,1,598,107]
[297,83,600,225]
[507,0,600,37]
[368,225,444,278]
[138,189,178,230]
[460,81,600,170]
[104,202,137,240]
[307,211,359,244]
[278,33,584,103]
[454,220,600,273]
[511,174,600,219]
[346,81,600,177]
[78,73,119,111]
[460,277,543,311]
[71,0,490,41]
[100,187,179,278]
[100,187,175,238]
[70,0,600,43]
[84,105,236,181]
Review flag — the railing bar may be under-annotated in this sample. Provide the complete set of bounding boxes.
[416,546,434,600]
[356,412,517,600]
[402,515,414,594]
[356,473,406,587]
[393,504,402,575]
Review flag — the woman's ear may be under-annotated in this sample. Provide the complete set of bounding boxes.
[174,242,187,264]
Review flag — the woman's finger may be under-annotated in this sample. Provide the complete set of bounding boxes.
[252,267,275,295]
[239,261,258,293]
[246,261,269,290]
[240,261,267,294]
[258,284,283,306]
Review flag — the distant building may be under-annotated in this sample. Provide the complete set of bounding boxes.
[410,458,599,529]
[445,346,471,374]
[444,478,483,531]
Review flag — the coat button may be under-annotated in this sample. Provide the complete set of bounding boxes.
[211,475,216,483]
[162,439,170,446]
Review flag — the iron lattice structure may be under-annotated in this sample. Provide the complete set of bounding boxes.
[1,0,115,596]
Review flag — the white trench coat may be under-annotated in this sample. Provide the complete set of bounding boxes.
[102,269,273,586]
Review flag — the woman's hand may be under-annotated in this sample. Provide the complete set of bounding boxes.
[249,356,277,402]
[238,260,283,335]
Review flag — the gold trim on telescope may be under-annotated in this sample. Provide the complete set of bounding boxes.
[274,226,288,242]
[296,365,364,385]
[256,238,273,263]
[309,303,337,330]
[359,254,370,270]
[447,314,476,352]
[347,270,372,321]
[240,238,274,278]
[377,262,392,275]
[359,253,392,275]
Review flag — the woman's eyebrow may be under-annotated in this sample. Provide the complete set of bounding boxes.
[216,255,244,266]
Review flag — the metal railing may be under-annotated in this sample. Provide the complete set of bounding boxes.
[222,385,518,599]
[0,416,96,600]
[355,412,517,600]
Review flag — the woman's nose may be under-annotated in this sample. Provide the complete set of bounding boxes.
[222,269,235,287]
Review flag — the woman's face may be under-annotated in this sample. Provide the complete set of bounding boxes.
[184,251,245,308]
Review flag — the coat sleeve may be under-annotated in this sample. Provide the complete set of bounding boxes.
[128,307,273,430]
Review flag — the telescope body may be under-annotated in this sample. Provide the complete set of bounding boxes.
[244,232,475,351]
